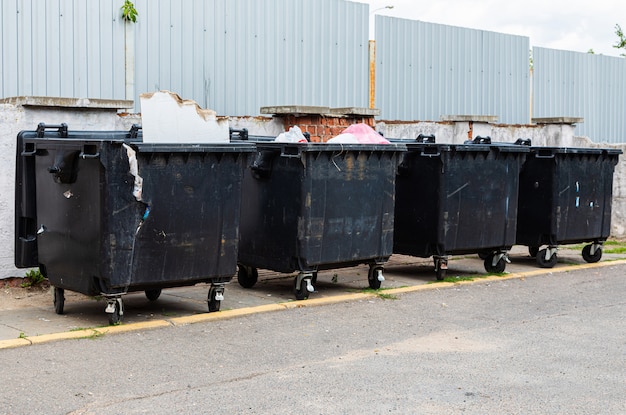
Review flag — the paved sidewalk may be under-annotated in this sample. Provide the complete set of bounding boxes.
[2,245,624,347]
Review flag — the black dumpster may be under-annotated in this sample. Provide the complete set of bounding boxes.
[516,145,621,267]
[236,141,406,300]
[393,136,529,279]
[15,123,255,324]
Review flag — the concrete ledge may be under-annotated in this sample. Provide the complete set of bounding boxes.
[0,96,133,110]
[260,105,330,116]
[532,117,584,125]
[330,107,380,116]
[440,115,499,123]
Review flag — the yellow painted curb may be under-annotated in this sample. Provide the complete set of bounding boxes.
[96,319,172,335]
[169,303,287,326]
[28,329,102,345]
[0,338,32,350]
[3,258,625,349]
[282,292,374,309]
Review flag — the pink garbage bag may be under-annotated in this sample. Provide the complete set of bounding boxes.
[337,123,390,144]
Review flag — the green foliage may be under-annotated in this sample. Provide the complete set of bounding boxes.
[614,24,626,56]
[121,0,138,23]
[21,269,45,288]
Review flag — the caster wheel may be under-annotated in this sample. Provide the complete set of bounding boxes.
[435,267,447,281]
[536,249,557,268]
[53,287,65,315]
[145,288,162,301]
[484,255,506,273]
[208,287,222,312]
[237,264,258,288]
[368,266,384,290]
[294,277,310,301]
[582,244,602,263]
[108,299,124,325]
[528,246,539,258]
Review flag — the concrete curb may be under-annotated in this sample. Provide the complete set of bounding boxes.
[2,259,625,350]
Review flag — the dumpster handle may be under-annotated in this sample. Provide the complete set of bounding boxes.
[21,142,37,156]
[36,122,68,138]
[229,127,249,141]
[129,124,142,139]
[469,136,491,144]
[534,149,556,159]
[416,134,436,143]
[79,144,100,159]
[420,146,441,157]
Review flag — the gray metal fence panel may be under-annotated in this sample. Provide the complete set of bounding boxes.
[533,47,626,144]
[1,0,125,99]
[2,1,625,143]
[374,17,530,125]
[132,0,369,116]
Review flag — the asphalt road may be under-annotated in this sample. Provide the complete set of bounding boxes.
[0,263,624,415]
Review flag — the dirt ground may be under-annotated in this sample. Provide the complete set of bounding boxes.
[0,278,51,309]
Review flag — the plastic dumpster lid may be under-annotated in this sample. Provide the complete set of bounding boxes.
[253,141,407,154]
[134,142,256,153]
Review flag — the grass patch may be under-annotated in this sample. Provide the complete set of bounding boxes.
[428,272,506,284]
[360,287,399,300]
[602,240,626,254]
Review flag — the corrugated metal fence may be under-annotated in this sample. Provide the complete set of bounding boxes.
[532,47,626,142]
[375,17,530,125]
[1,0,624,143]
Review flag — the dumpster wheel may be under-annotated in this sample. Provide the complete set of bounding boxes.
[484,254,507,274]
[582,244,603,263]
[237,264,258,288]
[208,285,225,312]
[145,289,162,301]
[433,256,448,281]
[294,272,314,300]
[53,287,65,315]
[528,246,540,258]
[368,265,385,289]
[536,248,558,268]
[106,298,124,325]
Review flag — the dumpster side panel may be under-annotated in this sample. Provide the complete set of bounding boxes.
[238,144,404,273]
[394,145,525,257]
[553,153,616,243]
[126,150,248,287]
[516,149,620,246]
[393,150,444,257]
[300,150,398,269]
[34,144,107,295]
[31,139,252,296]
[238,150,302,272]
[516,156,556,246]
[442,149,522,253]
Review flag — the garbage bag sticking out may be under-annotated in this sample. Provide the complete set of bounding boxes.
[139,90,229,143]
[327,123,390,144]
[274,125,308,143]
